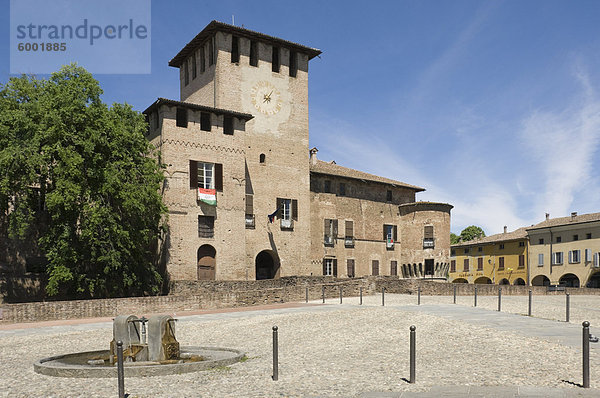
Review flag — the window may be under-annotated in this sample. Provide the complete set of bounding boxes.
[344,220,354,247]
[464,248,470,254]
[463,259,469,272]
[191,53,197,79]
[200,46,206,73]
[189,160,223,191]
[499,244,505,250]
[347,259,355,278]
[478,246,483,252]
[259,154,266,164]
[323,258,337,276]
[569,250,580,263]
[198,216,214,238]
[450,260,456,272]
[538,253,544,266]
[184,60,189,85]
[477,257,483,271]
[272,46,280,72]
[384,224,397,249]
[231,35,239,63]
[573,234,579,241]
[519,254,525,268]
[552,252,563,265]
[498,257,505,270]
[386,190,393,202]
[245,194,254,229]
[176,107,188,128]
[289,50,297,77]
[556,236,562,243]
[539,238,544,244]
[208,37,215,66]
[451,249,456,256]
[200,112,211,131]
[519,241,525,247]
[339,183,346,196]
[153,110,159,129]
[423,225,434,248]
[224,115,234,135]
[372,260,379,276]
[586,249,592,262]
[586,233,592,239]
[391,260,398,276]
[323,180,331,193]
[250,40,258,67]
[277,198,297,229]
[324,219,337,246]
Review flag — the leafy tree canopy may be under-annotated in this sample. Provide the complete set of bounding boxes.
[450,233,460,245]
[0,64,167,298]
[458,225,486,242]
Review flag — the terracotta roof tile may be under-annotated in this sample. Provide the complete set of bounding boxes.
[526,212,600,230]
[452,227,528,247]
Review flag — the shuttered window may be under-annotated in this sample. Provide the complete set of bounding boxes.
[250,40,258,66]
[451,260,456,272]
[200,46,206,73]
[323,258,337,276]
[347,259,355,278]
[372,260,379,276]
[324,219,337,246]
[176,107,188,127]
[272,46,280,72]
[463,259,469,272]
[289,50,297,77]
[198,216,214,238]
[424,226,434,238]
[189,160,223,191]
[519,254,525,268]
[231,35,239,63]
[224,115,234,135]
[191,53,197,79]
[477,257,483,271]
[498,257,505,270]
[200,112,211,131]
[391,260,398,276]
[345,220,353,238]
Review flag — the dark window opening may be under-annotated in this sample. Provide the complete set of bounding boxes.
[176,107,188,128]
[200,46,206,72]
[191,53,197,79]
[231,35,239,63]
[224,115,234,135]
[339,183,346,196]
[386,190,392,202]
[272,46,280,72]
[372,260,379,276]
[539,238,544,244]
[391,260,398,276]
[573,234,579,241]
[250,40,258,67]
[208,37,215,66]
[347,259,355,278]
[200,112,211,132]
[556,236,562,243]
[587,233,592,239]
[324,180,331,193]
[198,216,215,238]
[259,153,266,163]
[184,60,189,86]
[153,110,159,129]
[289,50,297,77]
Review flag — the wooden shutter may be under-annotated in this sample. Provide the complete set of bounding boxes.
[391,261,397,276]
[345,220,353,237]
[214,163,223,191]
[347,259,355,278]
[333,219,338,238]
[463,259,469,271]
[324,219,330,235]
[451,260,456,272]
[372,260,379,276]
[477,257,483,270]
[245,194,253,214]
[292,199,298,220]
[322,258,326,275]
[189,160,197,188]
[333,259,338,277]
[424,226,433,238]
[277,198,283,218]
[519,255,524,267]
[393,226,397,242]
[383,225,387,240]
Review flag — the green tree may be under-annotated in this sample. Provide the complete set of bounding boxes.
[459,225,486,242]
[450,232,460,244]
[0,64,167,298]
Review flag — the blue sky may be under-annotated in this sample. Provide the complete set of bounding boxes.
[2,0,600,235]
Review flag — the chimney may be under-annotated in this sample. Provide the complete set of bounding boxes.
[309,147,318,165]
[545,213,550,221]
[571,212,577,220]
[504,226,507,234]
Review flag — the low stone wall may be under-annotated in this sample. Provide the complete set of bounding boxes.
[2,277,600,324]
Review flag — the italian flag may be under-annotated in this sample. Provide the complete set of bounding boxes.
[198,188,217,206]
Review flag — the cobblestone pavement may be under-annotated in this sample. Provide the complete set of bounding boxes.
[1,295,600,397]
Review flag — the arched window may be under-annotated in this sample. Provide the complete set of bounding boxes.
[259,153,266,164]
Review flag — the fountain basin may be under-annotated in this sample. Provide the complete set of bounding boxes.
[34,346,245,378]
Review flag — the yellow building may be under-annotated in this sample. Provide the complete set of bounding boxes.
[449,227,528,285]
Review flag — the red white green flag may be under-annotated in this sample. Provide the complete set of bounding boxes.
[198,188,217,206]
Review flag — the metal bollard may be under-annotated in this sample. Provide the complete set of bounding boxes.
[305,287,308,303]
[382,288,385,306]
[474,287,478,307]
[528,290,532,317]
[566,293,570,323]
[116,340,125,398]
[417,287,421,305]
[322,286,325,304]
[409,325,416,383]
[340,286,343,304]
[272,326,278,381]
[453,285,456,304]
[583,321,590,388]
[498,287,502,312]
[360,287,363,305]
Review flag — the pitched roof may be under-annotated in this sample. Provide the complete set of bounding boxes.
[169,20,322,68]
[310,159,425,191]
[452,227,528,248]
[143,98,254,121]
[526,212,600,231]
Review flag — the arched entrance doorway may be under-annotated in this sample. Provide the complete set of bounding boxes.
[197,245,216,280]
[499,278,510,285]
[531,275,550,286]
[586,272,600,288]
[255,250,280,280]
[513,278,526,285]
[559,273,580,287]
[474,276,492,284]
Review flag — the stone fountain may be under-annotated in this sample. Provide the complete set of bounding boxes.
[34,314,244,377]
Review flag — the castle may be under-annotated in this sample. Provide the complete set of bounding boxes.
[143,21,453,281]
